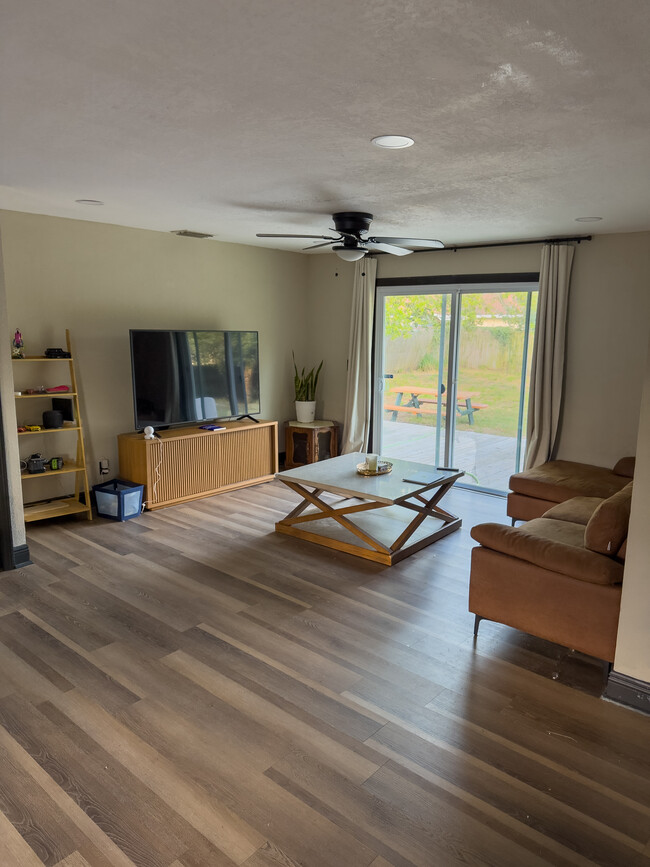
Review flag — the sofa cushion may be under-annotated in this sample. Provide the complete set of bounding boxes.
[518,517,586,547]
[584,482,633,556]
[509,460,631,504]
[470,521,624,585]
[542,497,602,525]
[613,456,635,477]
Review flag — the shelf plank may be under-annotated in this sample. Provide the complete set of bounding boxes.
[13,356,74,361]
[15,392,76,399]
[21,463,85,480]
[18,426,81,435]
[23,498,91,522]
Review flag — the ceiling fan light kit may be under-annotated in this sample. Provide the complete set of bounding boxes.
[333,246,367,262]
[256,211,444,259]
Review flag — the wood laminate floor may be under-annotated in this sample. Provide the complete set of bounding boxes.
[0,482,648,866]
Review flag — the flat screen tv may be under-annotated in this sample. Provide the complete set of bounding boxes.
[130,329,260,430]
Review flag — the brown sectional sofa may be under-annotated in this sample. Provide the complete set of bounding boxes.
[469,482,633,662]
[507,456,635,522]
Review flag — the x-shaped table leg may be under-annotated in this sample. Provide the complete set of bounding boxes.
[392,478,459,552]
[279,480,392,554]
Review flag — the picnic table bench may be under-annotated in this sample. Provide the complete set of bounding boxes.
[384,386,488,425]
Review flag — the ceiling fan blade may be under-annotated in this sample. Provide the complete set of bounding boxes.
[303,240,337,251]
[365,241,413,256]
[370,236,445,249]
[256,233,338,240]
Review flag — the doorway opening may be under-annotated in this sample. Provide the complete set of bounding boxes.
[373,276,538,494]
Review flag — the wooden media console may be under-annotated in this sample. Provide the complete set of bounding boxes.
[118,419,278,510]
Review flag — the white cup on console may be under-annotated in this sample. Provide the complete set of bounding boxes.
[366,454,378,472]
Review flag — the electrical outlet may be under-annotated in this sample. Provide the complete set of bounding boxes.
[99,458,110,475]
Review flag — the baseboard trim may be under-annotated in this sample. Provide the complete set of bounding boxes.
[604,670,650,714]
[12,543,32,568]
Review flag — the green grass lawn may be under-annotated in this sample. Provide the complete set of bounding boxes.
[386,368,526,437]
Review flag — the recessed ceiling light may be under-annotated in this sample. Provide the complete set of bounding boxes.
[574,216,603,222]
[371,135,415,149]
[75,199,104,205]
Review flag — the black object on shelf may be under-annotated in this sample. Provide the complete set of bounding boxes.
[42,410,64,429]
[27,454,46,473]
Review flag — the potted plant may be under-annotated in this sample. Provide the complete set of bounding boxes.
[293,352,323,423]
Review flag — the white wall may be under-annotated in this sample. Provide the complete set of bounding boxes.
[615,339,650,682]
[0,210,309,487]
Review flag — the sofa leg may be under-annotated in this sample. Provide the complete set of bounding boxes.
[473,614,483,637]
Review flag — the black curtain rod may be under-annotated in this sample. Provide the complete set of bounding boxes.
[434,234,592,253]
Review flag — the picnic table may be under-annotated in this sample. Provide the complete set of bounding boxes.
[384,386,488,425]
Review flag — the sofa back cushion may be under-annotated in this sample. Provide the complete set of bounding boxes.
[543,496,602,525]
[584,482,633,556]
[613,456,635,477]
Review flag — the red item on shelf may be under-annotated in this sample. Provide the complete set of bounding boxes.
[45,385,70,393]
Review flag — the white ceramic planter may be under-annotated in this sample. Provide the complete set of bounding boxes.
[295,400,316,423]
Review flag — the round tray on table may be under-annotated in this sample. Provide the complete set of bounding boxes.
[356,460,393,476]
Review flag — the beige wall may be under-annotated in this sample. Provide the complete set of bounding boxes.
[305,257,356,424]
[0,210,309,487]
[555,233,650,466]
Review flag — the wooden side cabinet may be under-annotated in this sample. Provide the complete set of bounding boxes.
[285,420,338,469]
[118,419,278,510]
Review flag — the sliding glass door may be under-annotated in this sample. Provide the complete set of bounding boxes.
[373,279,538,494]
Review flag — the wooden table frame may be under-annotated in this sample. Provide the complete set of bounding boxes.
[275,454,463,565]
[384,386,486,424]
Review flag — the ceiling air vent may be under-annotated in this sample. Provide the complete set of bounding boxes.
[171,230,214,239]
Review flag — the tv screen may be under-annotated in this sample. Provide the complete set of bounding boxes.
[130,329,260,429]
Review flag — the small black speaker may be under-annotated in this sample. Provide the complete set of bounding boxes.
[42,410,64,429]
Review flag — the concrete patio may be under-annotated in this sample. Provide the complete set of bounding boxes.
[381,419,521,492]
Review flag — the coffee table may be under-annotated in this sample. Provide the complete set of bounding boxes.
[274,452,464,565]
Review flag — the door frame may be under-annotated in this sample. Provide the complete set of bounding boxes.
[373,272,539,493]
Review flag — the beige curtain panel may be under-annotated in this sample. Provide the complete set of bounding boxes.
[341,257,377,453]
[524,243,575,469]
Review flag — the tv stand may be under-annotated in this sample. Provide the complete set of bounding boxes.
[118,419,278,510]
[236,414,259,423]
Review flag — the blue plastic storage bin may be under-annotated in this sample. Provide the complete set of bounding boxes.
[93,478,144,521]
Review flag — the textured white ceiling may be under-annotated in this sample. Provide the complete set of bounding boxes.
[1,0,649,251]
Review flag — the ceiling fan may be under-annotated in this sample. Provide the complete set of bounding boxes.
[256,211,444,261]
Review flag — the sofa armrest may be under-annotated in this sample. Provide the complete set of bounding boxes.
[470,522,624,586]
